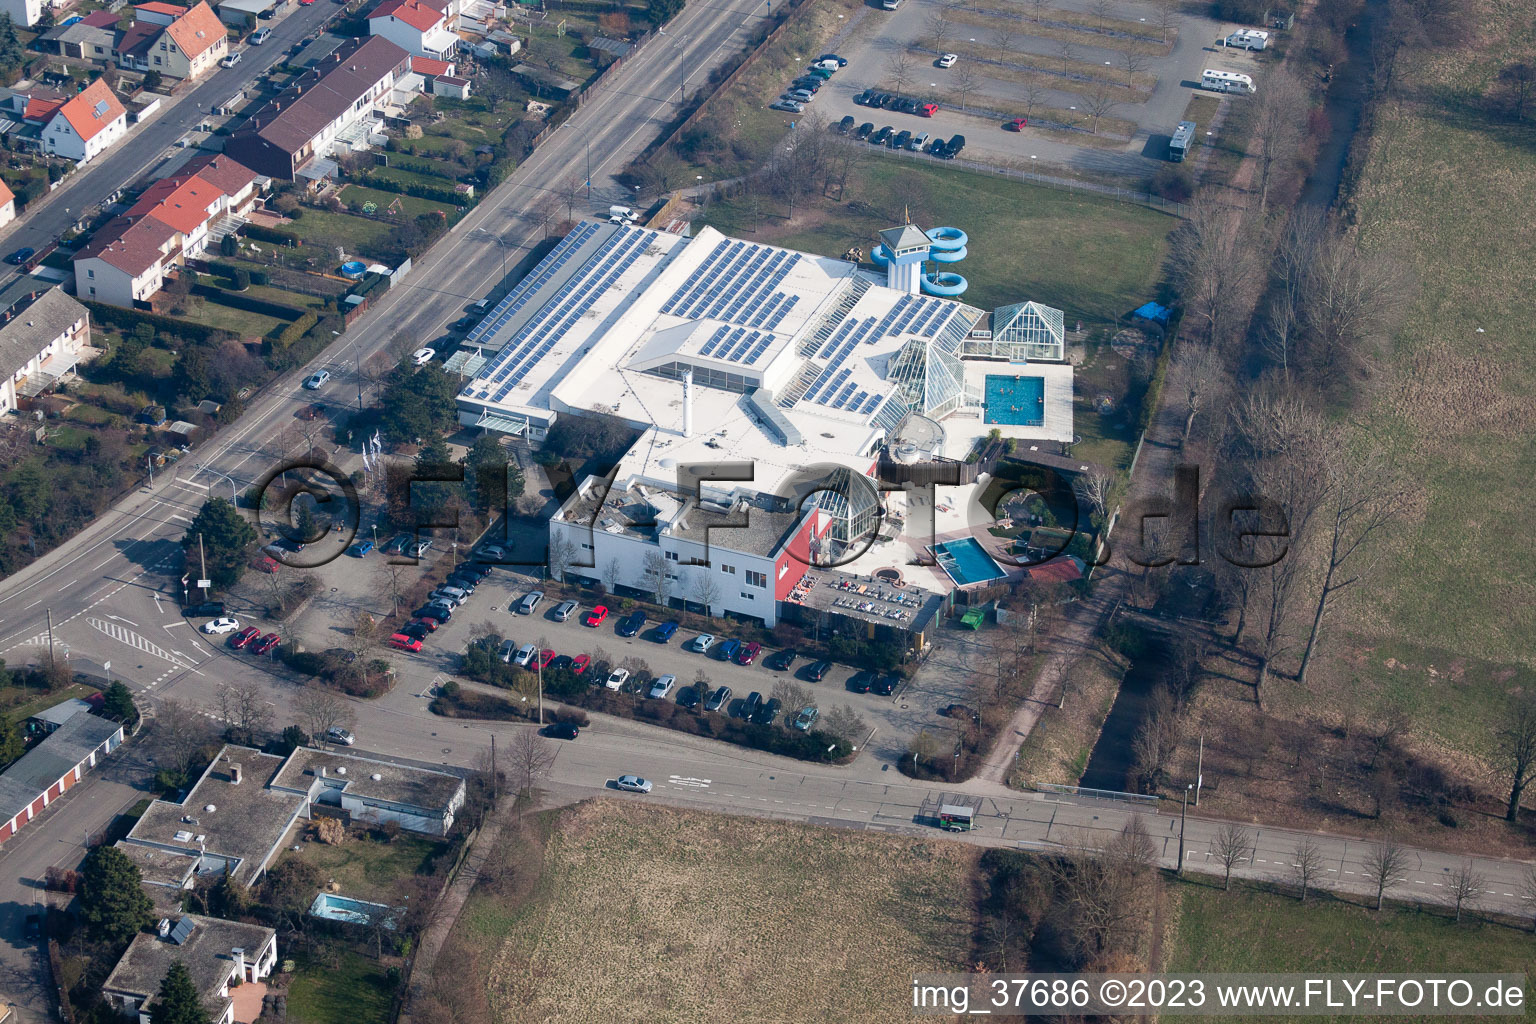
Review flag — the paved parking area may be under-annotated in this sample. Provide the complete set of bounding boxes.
[790,0,1256,177]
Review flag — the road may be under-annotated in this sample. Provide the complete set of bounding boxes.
[0,0,343,254]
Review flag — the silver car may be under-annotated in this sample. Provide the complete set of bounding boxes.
[517,590,544,614]
[553,600,578,622]
[615,775,652,793]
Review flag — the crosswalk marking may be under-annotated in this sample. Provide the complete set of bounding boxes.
[88,617,196,670]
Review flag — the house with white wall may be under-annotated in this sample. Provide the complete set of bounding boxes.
[368,0,459,59]
[129,1,230,80]
[0,178,14,229]
[103,915,277,1024]
[0,0,48,28]
[42,78,128,165]
[0,285,93,418]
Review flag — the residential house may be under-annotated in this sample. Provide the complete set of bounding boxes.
[0,283,93,417]
[39,11,119,60]
[42,79,128,165]
[102,915,277,1024]
[224,36,414,181]
[73,154,261,307]
[0,0,47,28]
[0,178,13,229]
[125,2,230,81]
[0,707,123,844]
[367,0,458,60]
[409,55,471,98]
[119,745,465,888]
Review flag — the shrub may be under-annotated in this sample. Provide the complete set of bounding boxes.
[243,222,301,247]
[1149,163,1195,203]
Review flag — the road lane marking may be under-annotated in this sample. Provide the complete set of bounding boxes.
[88,616,195,670]
[106,614,140,627]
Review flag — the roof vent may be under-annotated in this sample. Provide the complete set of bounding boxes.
[336,766,347,775]
[370,773,382,781]
[204,803,217,813]
[158,918,172,938]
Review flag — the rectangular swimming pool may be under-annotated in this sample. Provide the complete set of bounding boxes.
[933,538,1009,586]
[309,892,399,929]
[984,374,1045,426]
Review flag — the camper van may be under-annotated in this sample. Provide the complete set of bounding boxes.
[1169,121,1196,162]
[1200,69,1256,94]
[1221,29,1270,50]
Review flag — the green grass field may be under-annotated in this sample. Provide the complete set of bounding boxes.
[1166,882,1536,1022]
[171,296,286,341]
[287,951,395,1024]
[271,831,446,904]
[285,208,402,261]
[703,160,1174,320]
[337,183,460,220]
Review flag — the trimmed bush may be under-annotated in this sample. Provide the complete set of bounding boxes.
[190,283,307,320]
[82,301,231,345]
[243,222,301,247]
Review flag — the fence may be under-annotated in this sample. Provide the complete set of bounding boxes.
[1030,781,1161,805]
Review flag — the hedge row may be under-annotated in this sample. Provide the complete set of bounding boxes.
[269,312,320,350]
[572,687,854,763]
[82,301,232,344]
[381,153,461,181]
[243,222,302,247]
[190,283,308,321]
[351,170,471,208]
[207,260,270,286]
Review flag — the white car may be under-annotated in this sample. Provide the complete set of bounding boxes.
[514,643,537,667]
[937,53,958,68]
[691,633,716,653]
[809,58,840,71]
[411,347,435,366]
[615,775,653,793]
[202,616,240,635]
[326,727,355,746]
[302,370,331,389]
[605,668,630,691]
[221,51,242,68]
[648,674,676,699]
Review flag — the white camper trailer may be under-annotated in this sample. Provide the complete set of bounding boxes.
[1200,69,1257,94]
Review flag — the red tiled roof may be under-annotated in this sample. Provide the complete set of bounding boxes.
[53,79,127,145]
[75,214,178,276]
[163,1,226,60]
[0,179,13,207]
[410,56,452,77]
[370,0,443,32]
[127,175,223,235]
[23,97,63,122]
[134,1,186,15]
[81,10,120,26]
[179,153,259,195]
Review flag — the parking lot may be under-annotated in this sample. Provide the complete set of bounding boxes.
[783,0,1260,177]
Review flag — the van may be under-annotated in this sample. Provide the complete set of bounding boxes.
[517,590,544,614]
[654,620,679,643]
[1200,69,1256,94]
[1221,29,1269,50]
[553,600,578,621]
[251,27,271,43]
[609,205,635,220]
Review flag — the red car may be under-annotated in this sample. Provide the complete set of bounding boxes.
[571,654,590,675]
[583,605,609,627]
[736,641,762,666]
[917,102,937,117]
[250,555,281,574]
[537,649,556,669]
[252,632,282,655]
[1004,117,1027,131]
[389,633,423,651]
[229,626,261,649]
[409,616,439,633]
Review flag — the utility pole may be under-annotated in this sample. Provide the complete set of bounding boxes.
[1195,734,1204,806]
[537,656,544,725]
[1178,784,1191,876]
[490,732,498,805]
[46,608,55,669]
[198,533,211,603]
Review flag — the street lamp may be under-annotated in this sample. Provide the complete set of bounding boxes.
[1178,783,1193,876]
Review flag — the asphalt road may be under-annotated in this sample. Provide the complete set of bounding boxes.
[0,0,344,256]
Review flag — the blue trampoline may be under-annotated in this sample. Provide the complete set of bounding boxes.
[984,374,1045,426]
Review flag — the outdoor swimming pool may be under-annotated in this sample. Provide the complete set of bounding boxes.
[933,538,1009,586]
[984,374,1045,426]
[309,892,399,929]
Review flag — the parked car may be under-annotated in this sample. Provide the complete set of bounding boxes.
[809,58,840,71]
[743,691,763,717]
[429,586,466,607]
[653,620,679,643]
[873,674,899,696]
[458,562,492,581]
[445,574,478,594]
[926,138,948,157]
[790,77,823,93]
[717,639,741,662]
[220,51,242,68]
[5,247,35,265]
[390,633,423,652]
[410,347,435,366]
[185,601,226,617]
[553,600,578,621]
[917,102,938,117]
[571,654,591,675]
[414,604,450,623]
[549,655,573,673]
[769,99,804,113]
[793,706,819,731]
[499,641,518,664]
[1004,117,1028,131]
[910,131,929,151]
[478,544,507,561]
[202,616,240,635]
[648,674,677,699]
[302,370,331,389]
[691,633,716,652]
[786,89,816,104]
[944,134,966,158]
[547,721,579,740]
[806,659,832,681]
[409,540,433,558]
[705,685,732,712]
[250,27,271,43]
[326,726,355,746]
[252,632,282,656]
[382,534,411,555]
[615,775,653,793]
[617,611,646,637]
[583,605,609,627]
[855,122,875,140]
[531,649,552,669]
[937,52,958,67]
[514,643,537,667]
[817,52,848,66]
[737,641,762,666]
[229,626,261,649]
[24,913,41,941]
[605,668,630,691]
[348,539,374,557]
[892,129,913,150]
[402,622,431,642]
[518,591,544,614]
[766,648,796,671]
[752,697,783,726]
[678,686,702,709]
[836,115,856,134]
[853,90,873,105]
[871,126,894,145]
[847,671,874,694]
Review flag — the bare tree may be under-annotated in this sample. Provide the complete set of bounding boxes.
[531,194,561,239]
[992,26,1017,60]
[1027,0,1049,23]
[1299,231,1406,374]
[152,699,214,777]
[1361,841,1410,911]
[1075,465,1115,522]
[1019,81,1046,121]
[1056,39,1077,65]
[295,687,354,747]
[641,551,667,605]
[508,728,556,797]
[1119,46,1148,86]
[982,911,1021,971]
[885,53,915,96]
[952,68,981,111]
[693,570,722,618]
[771,681,812,716]
[1052,823,1156,963]
[547,534,575,582]
[1289,836,1325,902]
[1444,861,1486,923]
[1170,197,1259,347]
[559,172,586,222]
[1170,342,1229,450]
[1154,0,1179,43]
[1088,0,1112,28]
[346,610,380,661]
[924,11,953,48]
[374,561,409,617]
[1521,866,1536,931]
[1498,61,1536,121]
[1251,72,1305,214]
[822,705,867,743]
[216,679,273,746]
[1494,702,1536,822]
[1079,83,1120,134]
[1130,685,1181,793]
[1212,824,1254,890]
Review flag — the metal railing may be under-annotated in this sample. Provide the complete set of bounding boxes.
[1031,781,1162,804]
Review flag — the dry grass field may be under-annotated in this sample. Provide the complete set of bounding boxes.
[444,800,978,1024]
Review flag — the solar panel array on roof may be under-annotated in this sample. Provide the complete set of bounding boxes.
[473,225,658,403]
[801,316,880,407]
[661,240,802,329]
[466,222,602,348]
[697,325,775,365]
[874,294,955,340]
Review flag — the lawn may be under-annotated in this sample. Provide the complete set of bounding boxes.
[703,159,1175,320]
[170,296,286,341]
[284,208,403,261]
[3,684,100,724]
[448,800,976,1023]
[1010,642,1125,787]
[286,950,396,1024]
[271,829,448,904]
[1165,882,1536,1022]
[337,183,460,220]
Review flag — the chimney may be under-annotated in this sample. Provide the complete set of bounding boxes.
[681,367,693,438]
[230,762,242,785]
[318,765,326,778]
[232,948,246,978]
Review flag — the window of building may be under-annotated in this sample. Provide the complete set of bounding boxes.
[665,551,678,561]
[739,592,754,600]
[87,269,94,278]
[721,564,736,575]
[745,570,767,588]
